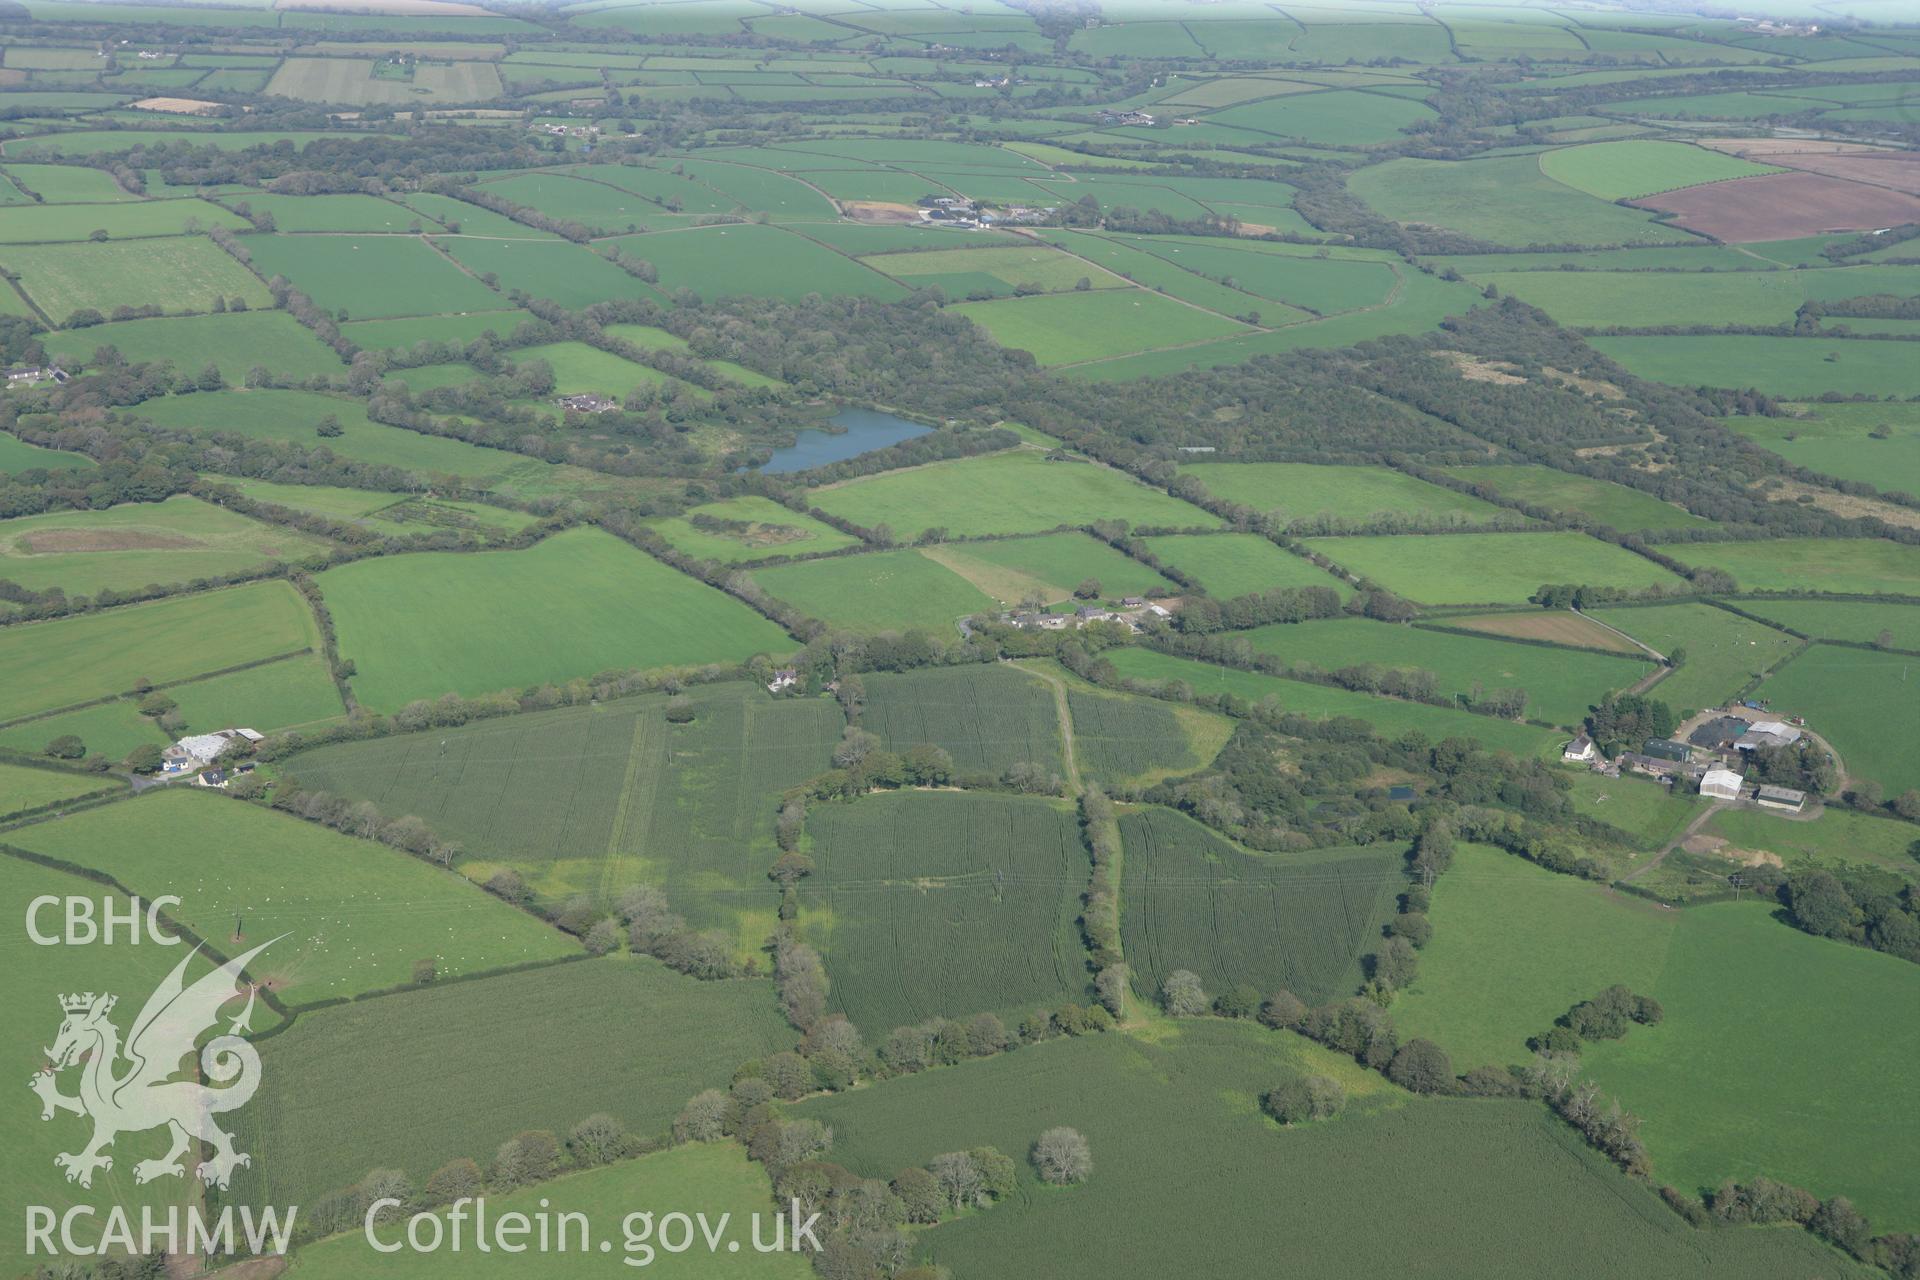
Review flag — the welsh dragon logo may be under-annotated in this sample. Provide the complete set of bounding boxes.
[29,939,277,1191]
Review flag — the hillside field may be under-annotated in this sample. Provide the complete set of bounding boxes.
[1302,532,1684,606]
[0,495,335,595]
[1587,602,1804,714]
[1761,644,1920,794]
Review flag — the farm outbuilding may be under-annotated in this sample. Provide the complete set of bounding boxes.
[1757,785,1808,813]
[1700,769,1744,801]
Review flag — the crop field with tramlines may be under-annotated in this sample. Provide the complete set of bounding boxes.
[857,664,1064,778]
[797,790,1089,1031]
[1119,806,1404,1008]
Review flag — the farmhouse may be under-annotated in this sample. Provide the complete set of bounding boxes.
[767,667,799,693]
[1700,768,1745,801]
[1756,784,1808,813]
[164,727,264,771]
[557,393,617,413]
[1562,734,1597,763]
[5,365,67,389]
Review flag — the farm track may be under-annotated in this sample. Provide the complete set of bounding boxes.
[598,711,665,903]
[1020,661,1083,797]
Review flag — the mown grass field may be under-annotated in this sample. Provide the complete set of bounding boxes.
[1588,602,1802,715]
[952,288,1250,365]
[1761,644,1920,794]
[1655,537,1920,597]
[749,548,996,633]
[284,1142,811,1279]
[1393,841,1678,1070]
[1739,597,1920,649]
[0,760,115,815]
[1119,805,1404,1006]
[6,234,271,317]
[1584,902,1920,1231]
[0,494,335,595]
[284,683,840,953]
[799,790,1088,1030]
[1349,154,1692,247]
[1438,464,1711,531]
[1242,617,1651,727]
[1591,335,1920,399]
[1303,532,1683,606]
[229,956,792,1209]
[1179,462,1507,527]
[0,700,162,760]
[0,428,92,474]
[919,530,1174,606]
[319,528,794,709]
[798,1024,1859,1279]
[0,853,284,1280]
[14,789,576,1003]
[141,389,542,482]
[1704,805,1920,883]
[647,494,861,564]
[1108,648,1561,756]
[43,312,344,382]
[244,233,503,319]
[1139,532,1349,600]
[165,653,344,736]
[1536,139,1781,200]
[1562,771,1705,849]
[1445,608,1647,654]
[859,665,1065,778]
[809,450,1218,540]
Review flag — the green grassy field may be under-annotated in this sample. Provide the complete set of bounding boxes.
[1064,677,1233,790]
[6,235,271,317]
[1206,87,1434,145]
[229,192,442,233]
[216,478,542,542]
[282,683,840,952]
[1179,462,1508,527]
[165,653,344,736]
[1108,648,1562,756]
[1728,402,1920,500]
[859,664,1065,778]
[0,759,115,814]
[3,162,139,202]
[600,321,782,388]
[749,548,996,633]
[601,223,906,301]
[0,494,335,596]
[1242,617,1651,727]
[1589,601,1801,714]
[0,196,246,242]
[0,852,285,1280]
[1394,841,1679,1070]
[508,339,688,398]
[798,1023,1862,1278]
[44,312,344,382]
[1704,804,1920,883]
[1761,644,1920,793]
[229,956,793,1209]
[1585,902,1920,1231]
[319,528,795,709]
[284,1142,812,1279]
[1591,335,1920,399]
[1738,597,1920,649]
[436,235,664,310]
[798,789,1089,1030]
[1114,238,1400,315]
[1536,139,1782,200]
[338,308,527,350]
[1654,537,1920,597]
[0,699,161,760]
[14,789,576,1004]
[1349,154,1693,247]
[1139,532,1351,599]
[245,234,503,319]
[808,450,1218,540]
[0,428,93,474]
[477,172,666,229]
[953,288,1250,365]
[141,389,543,483]
[862,243,1129,296]
[1303,532,1683,606]
[919,530,1174,606]
[1437,465,1711,532]
[1119,805,1404,1006]
[1469,264,1920,331]
[1563,770,1707,847]
[647,495,861,564]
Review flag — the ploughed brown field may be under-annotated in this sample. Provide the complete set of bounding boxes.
[1630,169,1920,242]
[1702,139,1920,196]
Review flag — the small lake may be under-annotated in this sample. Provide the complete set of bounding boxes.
[747,408,933,474]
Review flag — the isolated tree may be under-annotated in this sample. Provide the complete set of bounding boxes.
[1032,1127,1091,1185]
[1161,969,1209,1017]
[43,735,85,759]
